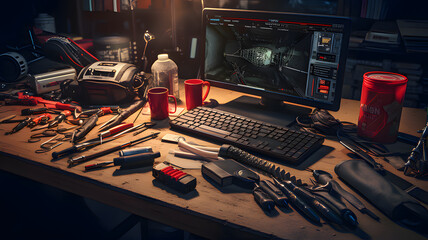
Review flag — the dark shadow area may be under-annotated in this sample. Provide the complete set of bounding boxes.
[0,169,206,240]
[113,165,152,176]
[0,169,106,240]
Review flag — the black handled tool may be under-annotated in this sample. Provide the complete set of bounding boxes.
[313,170,379,221]
[85,151,160,171]
[311,190,358,227]
[5,117,32,135]
[281,179,342,225]
[259,180,288,208]
[273,178,320,223]
[21,107,49,116]
[99,99,146,131]
[253,183,275,211]
[68,132,159,166]
[71,113,98,143]
[49,110,71,128]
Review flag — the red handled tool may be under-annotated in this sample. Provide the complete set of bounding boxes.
[99,123,134,143]
[152,162,197,194]
[28,113,52,128]
[3,92,81,111]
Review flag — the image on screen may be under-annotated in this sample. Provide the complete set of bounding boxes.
[204,13,345,104]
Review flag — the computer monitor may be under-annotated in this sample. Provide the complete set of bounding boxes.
[202,8,351,111]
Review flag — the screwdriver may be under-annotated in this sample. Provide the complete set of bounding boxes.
[68,132,160,166]
[273,178,320,223]
[99,123,134,143]
[5,117,32,135]
[253,183,275,211]
[281,179,343,225]
[259,180,288,208]
[85,151,160,171]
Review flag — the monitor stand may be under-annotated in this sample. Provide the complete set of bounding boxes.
[216,95,312,128]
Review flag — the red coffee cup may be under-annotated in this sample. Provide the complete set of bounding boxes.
[148,87,177,120]
[185,79,210,110]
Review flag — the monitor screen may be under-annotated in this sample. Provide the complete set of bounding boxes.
[202,8,350,111]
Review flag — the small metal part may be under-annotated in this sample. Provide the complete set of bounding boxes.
[40,135,59,148]
[119,146,153,157]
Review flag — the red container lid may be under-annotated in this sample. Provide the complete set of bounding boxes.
[364,71,407,85]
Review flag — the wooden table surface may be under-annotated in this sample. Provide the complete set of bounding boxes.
[0,85,427,240]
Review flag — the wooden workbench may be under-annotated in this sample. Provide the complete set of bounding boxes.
[0,85,427,240]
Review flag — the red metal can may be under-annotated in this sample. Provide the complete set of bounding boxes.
[357,71,408,143]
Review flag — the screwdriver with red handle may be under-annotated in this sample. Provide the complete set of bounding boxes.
[98,123,134,144]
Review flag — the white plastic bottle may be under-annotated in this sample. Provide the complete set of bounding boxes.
[151,54,179,100]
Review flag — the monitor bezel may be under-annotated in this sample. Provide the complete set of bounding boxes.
[201,8,351,111]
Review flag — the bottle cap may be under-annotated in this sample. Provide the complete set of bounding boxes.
[158,54,169,61]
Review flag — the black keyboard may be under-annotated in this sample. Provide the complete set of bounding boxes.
[170,107,324,164]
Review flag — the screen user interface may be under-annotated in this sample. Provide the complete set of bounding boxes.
[204,11,346,104]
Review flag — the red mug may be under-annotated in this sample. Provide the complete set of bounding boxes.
[185,79,210,110]
[148,87,177,120]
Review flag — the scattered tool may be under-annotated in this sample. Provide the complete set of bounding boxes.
[85,151,160,171]
[0,115,26,124]
[29,129,57,143]
[119,146,152,157]
[253,182,275,211]
[5,117,32,135]
[281,179,343,225]
[34,135,64,153]
[31,110,72,131]
[311,169,379,221]
[74,106,119,119]
[21,107,49,116]
[99,123,134,144]
[132,122,156,136]
[152,162,196,194]
[68,132,160,166]
[2,92,81,111]
[404,122,428,178]
[99,99,147,131]
[28,113,52,128]
[310,188,359,227]
[71,112,99,143]
[273,178,320,223]
[52,121,154,160]
[48,110,71,128]
[258,180,288,208]
[338,131,385,173]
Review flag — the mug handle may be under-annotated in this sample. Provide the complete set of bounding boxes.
[168,95,177,114]
[202,81,210,102]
